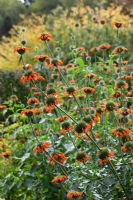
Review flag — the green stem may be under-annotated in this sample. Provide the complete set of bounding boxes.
[119,53,122,79]
[29,118,40,144]
[55,105,78,124]
[45,40,85,118]
[57,66,85,117]
[85,132,101,151]
[109,160,129,200]
[68,131,78,151]
[31,67,128,199]
[45,41,53,57]
[29,117,68,172]
[21,55,25,66]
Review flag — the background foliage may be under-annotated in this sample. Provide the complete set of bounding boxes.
[0,1,133,102]
[0,0,133,199]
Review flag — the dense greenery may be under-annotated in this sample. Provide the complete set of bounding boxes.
[0,1,132,200]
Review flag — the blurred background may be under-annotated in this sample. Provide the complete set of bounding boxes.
[0,0,133,38]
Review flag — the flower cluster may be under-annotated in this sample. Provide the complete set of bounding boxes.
[33,142,51,153]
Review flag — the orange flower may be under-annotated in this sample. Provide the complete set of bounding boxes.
[121,141,133,152]
[112,47,128,54]
[84,115,98,126]
[84,73,97,79]
[45,96,61,107]
[46,88,57,96]
[121,60,128,65]
[27,98,40,105]
[55,115,69,123]
[111,92,124,98]
[75,47,85,52]
[51,59,63,66]
[0,150,12,158]
[33,141,51,153]
[80,53,90,57]
[121,108,132,116]
[95,107,105,117]
[51,175,67,183]
[44,106,53,113]
[114,80,128,89]
[34,129,41,135]
[21,109,33,116]
[33,91,42,95]
[111,128,130,137]
[48,63,54,68]
[31,86,37,90]
[47,152,67,164]
[67,190,83,199]
[76,151,90,163]
[99,148,114,166]
[112,22,125,28]
[67,63,75,68]
[14,47,30,55]
[0,105,7,109]
[122,75,133,80]
[121,146,127,152]
[94,132,100,138]
[60,122,74,134]
[75,121,89,135]
[63,87,77,97]
[126,91,133,97]
[37,33,52,41]
[20,70,45,83]
[90,47,99,53]
[82,87,95,94]
[41,141,51,150]
[34,55,50,63]
[30,108,42,114]
[98,44,111,50]
[44,96,61,112]
[21,108,42,116]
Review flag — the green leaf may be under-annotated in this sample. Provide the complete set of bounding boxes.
[21,153,30,162]
[76,57,84,66]
[64,143,75,153]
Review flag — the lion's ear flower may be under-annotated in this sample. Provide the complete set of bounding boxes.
[20,70,45,83]
[67,190,83,199]
[33,142,51,153]
[111,22,125,28]
[76,151,91,163]
[51,175,67,183]
[112,47,128,54]
[34,55,50,63]
[98,148,114,166]
[111,128,130,137]
[14,47,30,55]
[37,33,52,41]
[47,152,67,165]
[98,44,111,50]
